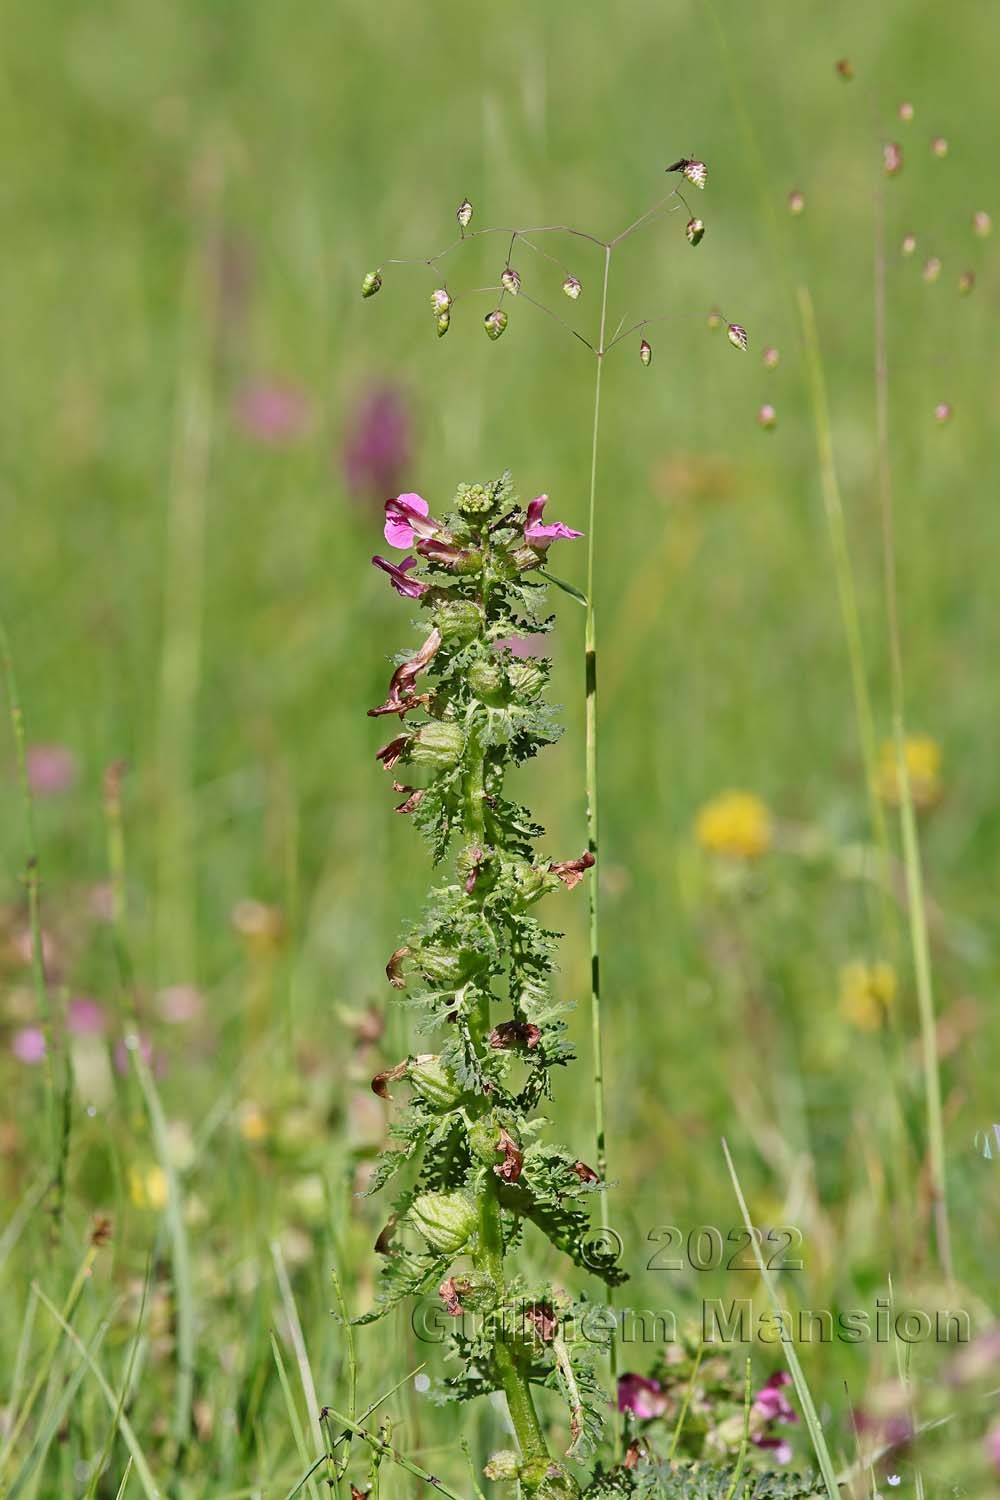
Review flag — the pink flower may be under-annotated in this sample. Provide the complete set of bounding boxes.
[494,635,547,659]
[67,997,106,1036]
[25,744,78,797]
[233,380,312,445]
[987,1422,1000,1473]
[384,494,439,548]
[617,1373,668,1419]
[156,985,204,1024]
[524,495,583,544]
[341,384,412,499]
[12,1027,46,1064]
[372,555,430,599]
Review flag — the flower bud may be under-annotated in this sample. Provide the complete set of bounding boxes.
[509,543,542,572]
[973,210,992,238]
[901,232,917,257]
[431,288,452,315]
[436,310,451,338]
[883,142,903,176]
[898,100,914,122]
[410,1191,477,1254]
[757,403,777,431]
[508,858,553,908]
[361,269,382,298]
[484,308,509,341]
[727,323,749,353]
[667,157,707,189]
[787,189,805,215]
[639,338,652,366]
[958,269,975,296]
[467,1117,500,1165]
[408,1055,464,1110]
[468,658,505,701]
[456,198,473,230]
[931,135,948,158]
[562,275,582,300]
[434,598,482,643]
[455,482,497,517]
[483,1452,520,1482]
[507,660,546,699]
[410,721,465,768]
[500,266,521,296]
[923,256,942,284]
[763,345,779,369]
[686,217,705,245]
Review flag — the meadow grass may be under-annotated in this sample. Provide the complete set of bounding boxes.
[1,0,999,1493]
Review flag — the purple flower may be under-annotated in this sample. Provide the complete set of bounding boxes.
[384,493,439,548]
[751,1371,797,1464]
[67,997,106,1036]
[617,1373,668,1419]
[341,384,412,499]
[233,380,312,444]
[524,495,583,544]
[987,1422,1000,1474]
[372,555,430,599]
[25,744,78,797]
[12,1027,46,1064]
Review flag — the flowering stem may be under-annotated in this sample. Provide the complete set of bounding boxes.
[585,244,619,1416]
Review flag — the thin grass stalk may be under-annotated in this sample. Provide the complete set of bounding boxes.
[0,617,66,1224]
[872,178,953,1285]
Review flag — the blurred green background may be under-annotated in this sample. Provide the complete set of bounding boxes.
[1,0,998,1493]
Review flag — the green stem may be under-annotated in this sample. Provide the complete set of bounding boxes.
[872,182,952,1284]
[585,244,619,1413]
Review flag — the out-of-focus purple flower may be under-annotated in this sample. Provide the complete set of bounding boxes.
[25,744,79,797]
[156,985,204,1025]
[751,1371,797,1464]
[233,380,312,445]
[524,495,583,544]
[987,1422,1000,1473]
[12,1027,46,1064]
[384,494,439,548]
[341,384,412,499]
[617,1373,668,1419]
[372,555,429,599]
[494,635,547,659]
[68,997,106,1036]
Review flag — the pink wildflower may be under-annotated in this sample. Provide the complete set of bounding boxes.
[25,744,78,796]
[617,1373,668,1419]
[524,495,583,544]
[371,556,430,599]
[12,1027,46,1064]
[67,997,106,1036]
[751,1371,797,1463]
[383,494,440,548]
[233,380,312,444]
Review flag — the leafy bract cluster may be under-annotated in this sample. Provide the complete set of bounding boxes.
[363,472,621,1466]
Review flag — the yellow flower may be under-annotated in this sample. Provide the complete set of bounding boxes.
[878,735,942,808]
[129,1164,169,1211]
[838,960,897,1031]
[237,1101,270,1143]
[694,791,773,859]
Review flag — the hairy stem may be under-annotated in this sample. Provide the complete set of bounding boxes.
[585,244,619,1415]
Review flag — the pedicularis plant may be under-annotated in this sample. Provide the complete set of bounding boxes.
[364,476,621,1496]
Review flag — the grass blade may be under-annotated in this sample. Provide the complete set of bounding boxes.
[722,1138,839,1498]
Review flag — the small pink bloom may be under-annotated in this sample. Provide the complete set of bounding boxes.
[494,635,547,659]
[987,1422,1000,1473]
[12,1027,47,1064]
[156,985,204,1024]
[68,997,106,1036]
[341,384,412,499]
[617,1373,668,1419]
[751,1371,797,1464]
[524,495,583,544]
[372,555,429,599]
[384,493,435,548]
[233,380,312,445]
[25,744,78,797]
